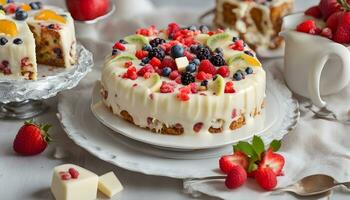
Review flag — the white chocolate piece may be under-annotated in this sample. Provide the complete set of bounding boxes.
[175,56,189,72]
[51,164,98,200]
[98,172,123,198]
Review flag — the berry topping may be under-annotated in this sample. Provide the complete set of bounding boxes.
[149,57,161,67]
[196,71,213,81]
[170,44,185,58]
[233,72,243,81]
[181,72,195,85]
[210,54,226,66]
[224,82,235,93]
[162,67,172,77]
[150,37,166,47]
[229,39,245,51]
[199,25,209,33]
[198,60,216,75]
[219,151,248,174]
[305,6,323,19]
[161,56,177,70]
[169,70,180,80]
[245,67,253,75]
[216,66,230,78]
[148,47,165,60]
[13,38,23,45]
[225,165,247,189]
[160,81,175,93]
[186,63,197,73]
[142,44,152,51]
[61,173,71,180]
[196,46,212,60]
[15,10,28,21]
[68,168,79,179]
[136,25,158,36]
[193,122,204,132]
[137,64,154,76]
[255,167,277,191]
[0,37,8,45]
[113,42,126,51]
[296,19,318,34]
[135,50,148,59]
[123,66,137,80]
[200,80,208,87]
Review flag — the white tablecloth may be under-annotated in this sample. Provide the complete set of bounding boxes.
[2,0,349,200]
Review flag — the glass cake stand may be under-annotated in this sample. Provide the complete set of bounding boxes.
[0,44,93,119]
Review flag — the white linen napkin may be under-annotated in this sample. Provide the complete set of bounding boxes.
[183,59,350,200]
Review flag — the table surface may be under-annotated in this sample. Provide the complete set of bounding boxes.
[2,0,343,200]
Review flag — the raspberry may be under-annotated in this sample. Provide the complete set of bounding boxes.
[113,42,126,51]
[296,20,317,34]
[210,54,226,66]
[68,168,79,179]
[143,72,151,79]
[150,38,166,47]
[184,51,195,61]
[225,82,236,93]
[193,122,203,133]
[169,70,180,80]
[161,56,177,70]
[255,167,277,191]
[124,61,133,68]
[60,172,71,180]
[225,165,247,189]
[125,67,137,80]
[176,92,190,101]
[229,40,244,51]
[198,60,216,75]
[189,83,198,93]
[320,27,333,39]
[135,50,148,59]
[217,66,230,77]
[196,71,213,81]
[175,76,182,84]
[136,25,158,36]
[149,57,161,67]
[181,72,195,85]
[160,81,175,93]
[179,86,191,94]
[304,6,322,19]
[137,64,154,76]
[167,22,180,35]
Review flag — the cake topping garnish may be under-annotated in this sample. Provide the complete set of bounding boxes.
[0,37,8,45]
[15,10,28,21]
[35,9,66,24]
[0,19,17,36]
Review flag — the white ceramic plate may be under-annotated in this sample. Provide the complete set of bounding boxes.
[90,69,298,150]
[57,65,299,178]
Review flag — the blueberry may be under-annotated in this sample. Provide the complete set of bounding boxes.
[233,72,242,81]
[244,50,254,57]
[162,67,172,77]
[7,0,14,3]
[119,39,128,44]
[13,38,23,45]
[170,44,184,58]
[29,2,40,10]
[245,67,253,74]
[142,44,152,51]
[186,63,197,73]
[0,37,8,46]
[201,80,208,87]
[47,24,55,29]
[187,25,197,31]
[141,57,150,64]
[232,37,239,42]
[199,25,209,33]
[15,10,28,21]
[112,49,118,55]
[192,58,200,65]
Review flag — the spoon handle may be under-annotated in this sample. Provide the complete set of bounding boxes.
[337,182,350,189]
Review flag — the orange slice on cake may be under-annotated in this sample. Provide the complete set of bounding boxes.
[35,10,66,24]
[0,0,6,6]
[21,4,32,11]
[0,20,18,37]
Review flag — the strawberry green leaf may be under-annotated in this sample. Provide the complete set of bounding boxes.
[236,141,255,157]
[42,124,52,133]
[247,155,259,173]
[269,140,281,152]
[252,135,264,159]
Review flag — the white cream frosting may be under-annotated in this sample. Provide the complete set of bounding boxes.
[101,29,266,135]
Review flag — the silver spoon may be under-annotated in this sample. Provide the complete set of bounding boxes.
[274,174,350,196]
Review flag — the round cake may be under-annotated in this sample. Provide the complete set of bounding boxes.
[101,23,266,135]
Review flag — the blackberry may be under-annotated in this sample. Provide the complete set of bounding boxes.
[196,47,212,60]
[149,38,166,47]
[201,80,208,87]
[214,48,224,56]
[181,72,195,85]
[119,39,128,44]
[148,47,165,60]
[210,54,226,66]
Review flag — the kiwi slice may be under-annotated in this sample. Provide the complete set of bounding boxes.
[206,32,231,51]
[124,34,149,50]
[209,75,225,96]
[109,54,137,64]
[145,73,162,92]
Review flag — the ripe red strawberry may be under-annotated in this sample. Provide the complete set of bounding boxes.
[326,11,343,32]
[13,121,52,156]
[296,20,318,34]
[305,6,323,19]
[217,66,230,78]
[255,167,277,191]
[198,60,217,75]
[225,165,247,189]
[259,149,285,176]
[320,27,333,39]
[319,0,341,20]
[219,151,249,174]
[332,12,350,43]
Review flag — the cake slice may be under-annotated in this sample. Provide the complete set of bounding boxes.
[0,13,37,80]
[27,8,76,68]
[214,0,294,50]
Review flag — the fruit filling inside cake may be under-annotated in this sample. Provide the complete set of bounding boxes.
[101,23,266,135]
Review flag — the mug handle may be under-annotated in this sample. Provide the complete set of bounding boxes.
[308,43,350,107]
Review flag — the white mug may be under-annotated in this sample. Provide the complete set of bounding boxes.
[280,13,350,107]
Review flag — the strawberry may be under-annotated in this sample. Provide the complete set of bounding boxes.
[326,11,343,32]
[259,149,285,176]
[225,165,247,189]
[219,151,249,174]
[320,27,333,39]
[332,12,350,43]
[13,120,51,156]
[198,60,216,75]
[319,0,341,20]
[305,6,323,19]
[296,20,318,34]
[255,167,277,191]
